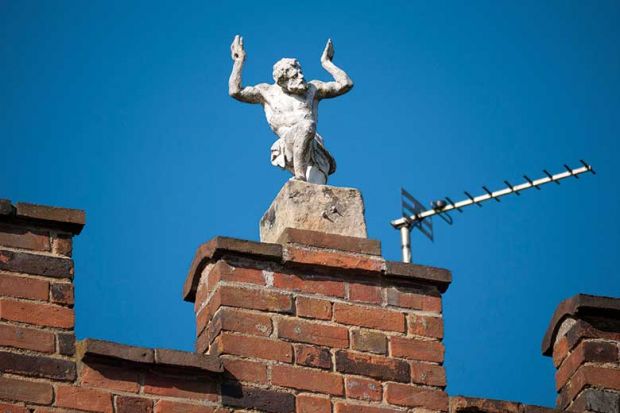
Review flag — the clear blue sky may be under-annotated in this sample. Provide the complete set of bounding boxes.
[2,1,618,407]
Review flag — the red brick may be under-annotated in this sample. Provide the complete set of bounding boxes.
[295,344,332,369]
[0,323,55,353]
[209,307,273,342]
[154,400,217,413]
[0,274,49,301]
[196,304,210,336]
[0,298,73,328]
[196,329,209,354]
[50,283,74,305]
[0,403,27,413]
[0,376,53,404]
[52,234,73,256]
[297,296,332,320]
[335,350,410,382]
[274,272,345,298]
[297,394,332,413]
[194,277,211,313]
[334,402,401,413]
[222,357,268,384]
[272,364,344,395]
[196,261,266,310]
[221,383,295,412]
[207,261,265,293]
[351,329,387,354]
[411,362,446,387]
[143,372,218,401]
[80,362,140,393]
[0,224,50,251]
[284,246,385,273]
[205,286,222,319]
[408,314,443,339]
[345,376,382,401]
[349,283,382,304]
[568,389,619,413]
[386,288,441,313]
[555,340,619,390]
[553,335,569,368]
[217,285,293,313]
[0,350,76,381]
[279,317,349,348]
[55,385,113,413]
[334,303,404,333]
[218,332,293,362]
[385,382,448,410]
[57,332,75,356]
[0,249,73,278]
[115,396,153,413]
[390,336,444,362]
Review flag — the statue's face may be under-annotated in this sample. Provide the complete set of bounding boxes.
[278,61,307,94]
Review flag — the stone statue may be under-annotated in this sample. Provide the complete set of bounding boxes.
[229,35,353,185]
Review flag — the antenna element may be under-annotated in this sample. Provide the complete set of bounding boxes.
[393,161,595,263]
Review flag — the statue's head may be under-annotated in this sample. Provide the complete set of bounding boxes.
[273,58,307,94]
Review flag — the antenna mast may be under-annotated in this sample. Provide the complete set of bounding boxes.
[392,160,595,263]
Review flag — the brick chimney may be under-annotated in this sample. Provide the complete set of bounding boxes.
[0,200,84,404]
[542,294,620,413]
[184,227,451,413]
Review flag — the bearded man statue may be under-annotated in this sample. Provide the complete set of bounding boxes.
[228,36,353,184]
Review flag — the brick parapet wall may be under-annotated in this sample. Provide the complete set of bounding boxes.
[2,199,616,413]
[542,294,620,413]
[0,200,224,413]
[188,231,452,412]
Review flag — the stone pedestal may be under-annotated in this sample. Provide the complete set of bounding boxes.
[259,180,367,243]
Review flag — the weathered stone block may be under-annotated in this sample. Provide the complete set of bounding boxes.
[260,180,367,243]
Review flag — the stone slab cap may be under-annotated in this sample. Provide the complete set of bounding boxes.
[260,180,367,243]
[183,235,451,302]
[541,294,620,356]
[78,338,222,373]
[277,228,381,256]
[0,199,85,235]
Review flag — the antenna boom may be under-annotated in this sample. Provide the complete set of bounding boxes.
[392,162,593,229]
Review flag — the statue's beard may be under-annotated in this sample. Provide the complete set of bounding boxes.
[284,78,308,94]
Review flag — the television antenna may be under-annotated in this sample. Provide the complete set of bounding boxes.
[392,160,595,263]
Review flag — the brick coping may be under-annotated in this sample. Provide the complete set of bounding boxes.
[450,395,558,412]
[183,235,452,303]
[541,294,620,356]
[78,338,223,373]
[277,228,382,256]
[0,199,85,235]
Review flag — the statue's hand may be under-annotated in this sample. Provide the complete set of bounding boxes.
[321,38,334,64]
[231,35,246,62]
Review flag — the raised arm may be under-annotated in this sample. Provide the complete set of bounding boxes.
[313,39,354,99]
[229,35,265,104]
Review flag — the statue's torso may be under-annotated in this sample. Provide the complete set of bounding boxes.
[262,84,319,137]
